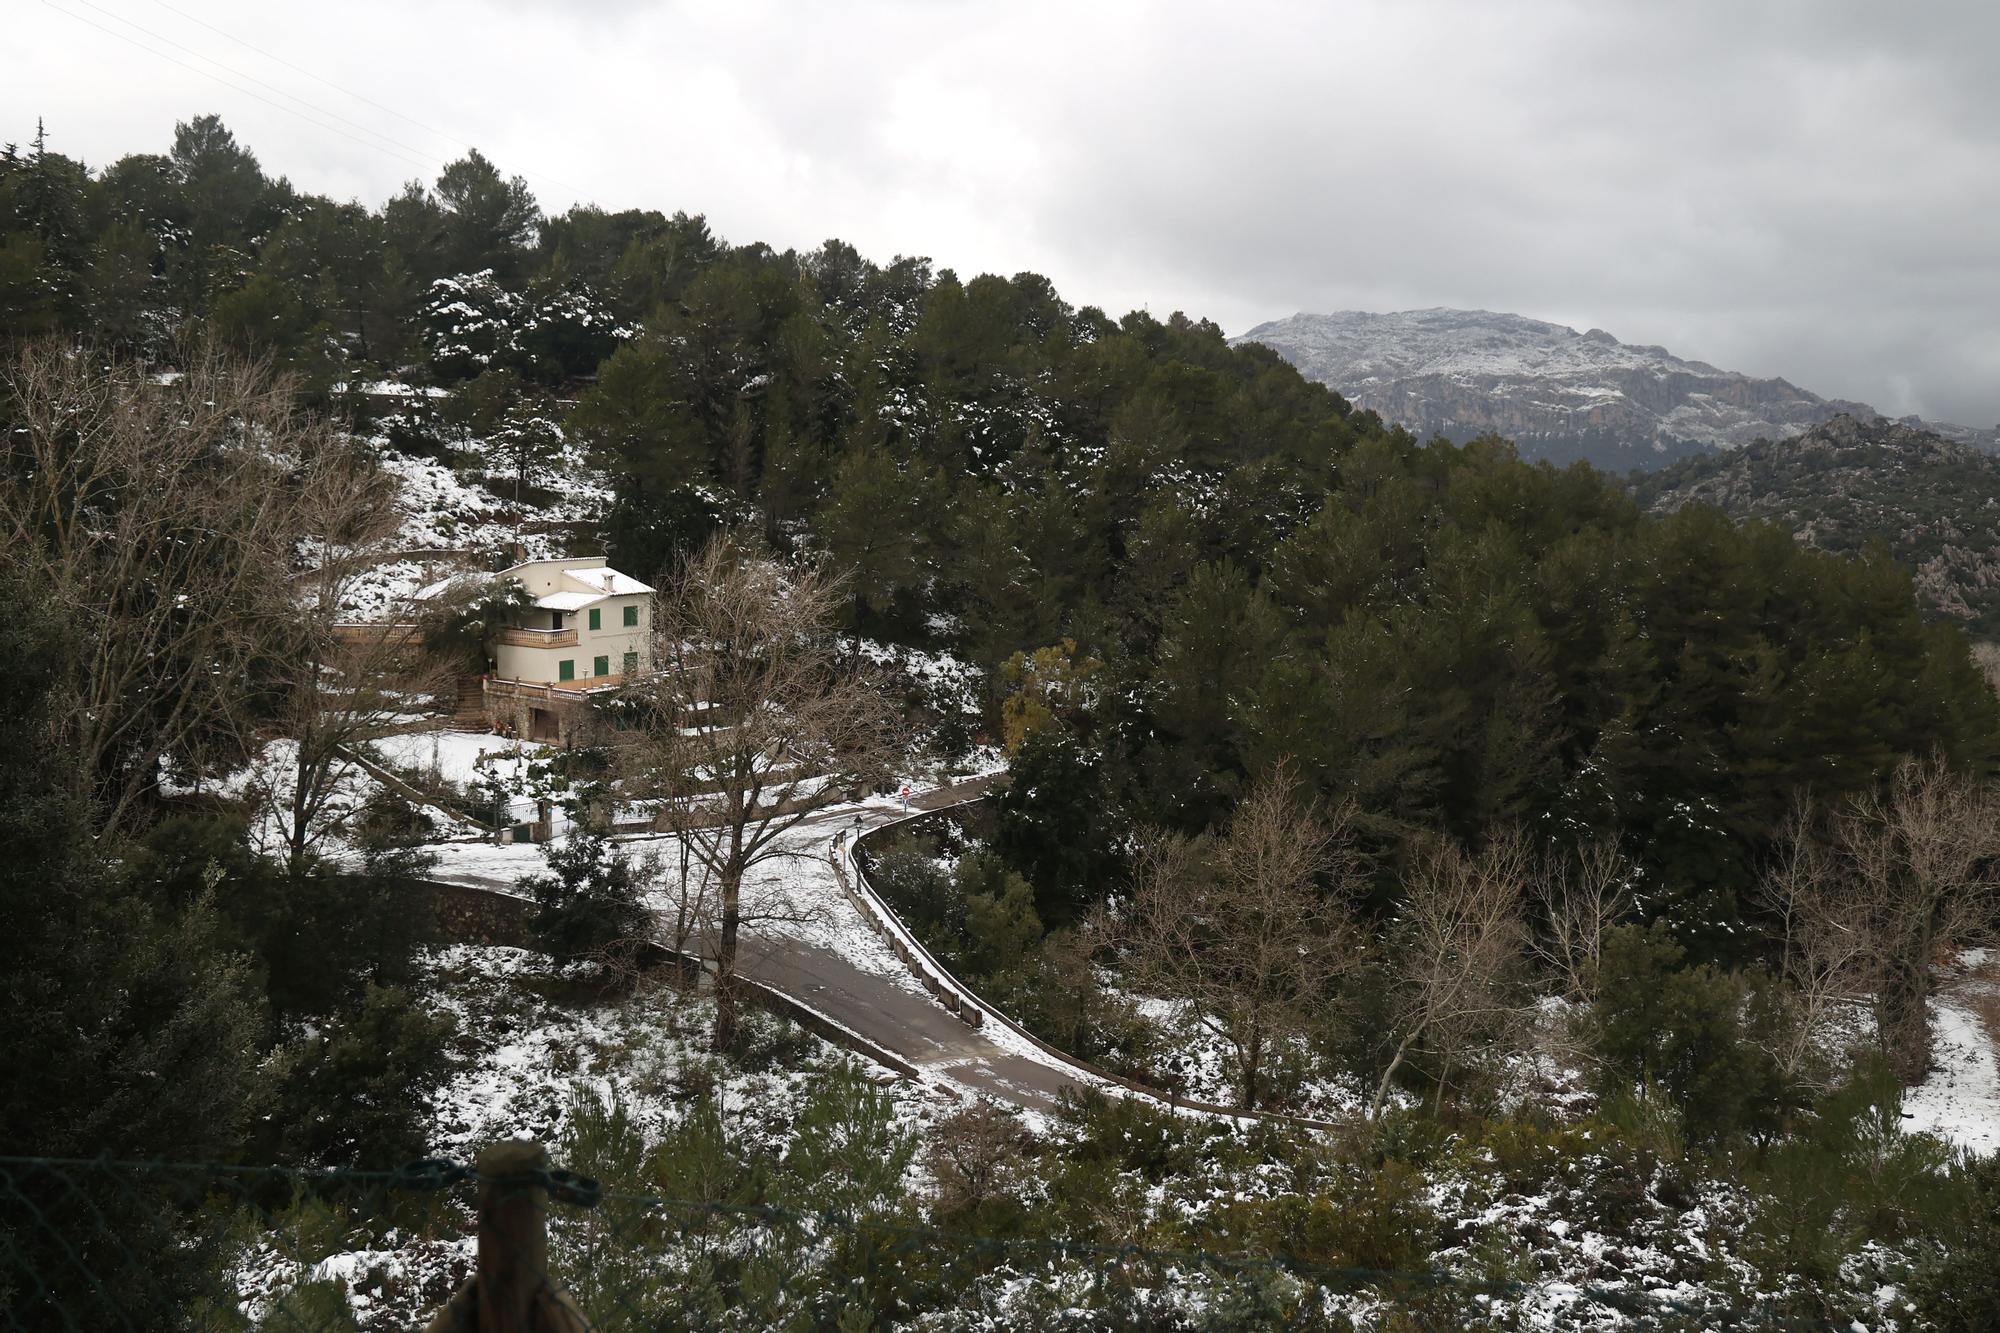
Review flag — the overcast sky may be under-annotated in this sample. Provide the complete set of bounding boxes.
[11,0,2000,426]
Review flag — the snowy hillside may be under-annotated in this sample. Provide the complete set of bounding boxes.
[1236,308,1998,470]
[334,423,614,622]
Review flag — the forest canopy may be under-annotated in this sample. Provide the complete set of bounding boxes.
[5,114,1997,956]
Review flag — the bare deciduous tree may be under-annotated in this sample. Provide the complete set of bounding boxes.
[1122,762,1363,1112]
[1532,835,1632,1004]
[624,534,902,1051]
[634,837,715,970]
[1971,641,2000,701]
[1,342,325,830]
[1770,756,2000,1084]
[250,446,456,877]
[1370,829,1531,1120]
[924,1101,1033,1221]
[1760,801,1873,1087]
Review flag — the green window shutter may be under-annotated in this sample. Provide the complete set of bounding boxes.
[623,604,638,627]
[588,608,601,631]
[558,659,575,682]
[594,655,609,677]
[622,651,638,676]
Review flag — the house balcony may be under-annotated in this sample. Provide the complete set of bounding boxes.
[486,672,638,700]
[497,626,578,648]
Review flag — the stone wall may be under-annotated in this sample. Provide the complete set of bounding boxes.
[427,879,536,949]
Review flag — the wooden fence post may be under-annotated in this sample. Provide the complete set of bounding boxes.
[424,1140,593,1333]
[476,1140,547,1333]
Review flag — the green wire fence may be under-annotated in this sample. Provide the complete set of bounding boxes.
[0,1147,1808,1331]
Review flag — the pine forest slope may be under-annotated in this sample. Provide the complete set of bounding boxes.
[1635,413,2000,638]
[8,116,2000,945]
[10,116,2000,1332]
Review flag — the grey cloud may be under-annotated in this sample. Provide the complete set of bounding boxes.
[7,0,1997,425]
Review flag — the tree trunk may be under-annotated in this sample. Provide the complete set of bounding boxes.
[712,868,743,1052]
[1239,1025,1263,1112]
[287,743,318,880]
[1370,1032,1418,1121]
[1877,953,1934,1085]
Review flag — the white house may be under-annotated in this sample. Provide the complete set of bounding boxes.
[477,557,654,742]
[490,557,653,687]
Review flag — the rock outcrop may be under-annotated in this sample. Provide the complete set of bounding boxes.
[1635,413,2000,636]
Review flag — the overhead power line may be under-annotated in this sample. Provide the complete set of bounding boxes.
[149,0,473,155]
[62,0,449,176]
[39,0,444,179]
[42,0,589,204]
[142,0,587,199]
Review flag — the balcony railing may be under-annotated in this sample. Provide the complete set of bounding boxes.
[497,626,578,648]
[485,671,643,701]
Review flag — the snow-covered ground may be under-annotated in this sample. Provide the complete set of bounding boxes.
[333,556,459,622]
[736,810,926,971]
[422,942,954,1161]
[229,705,2000,1167]
[1121,993,1375,1120]
[335,437,615,622]
[857,638,987,721]
[426,785,1142,1129]
[177,736,472,862]
[428,792,958,994]
[371,730,552,792]
[234,941,961,1331]
[241,924,1941,1333]
[236,788,1996,1330]
[426,835,557,883]
[1903,952,2000,1156]
[374,450,512,553]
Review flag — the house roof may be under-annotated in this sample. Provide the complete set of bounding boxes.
[563,566,652,596]
[496,559,653,598]
[484,558,654,615]
[330,380,451,400]
[534,591,602,611]
[412,570,486,602]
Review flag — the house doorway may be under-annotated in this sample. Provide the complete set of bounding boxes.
[528,707,561,742]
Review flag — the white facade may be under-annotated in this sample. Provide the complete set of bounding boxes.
[489,557,653,687]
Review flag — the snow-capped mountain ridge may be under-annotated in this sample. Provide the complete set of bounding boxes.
[1236,308,1996,470]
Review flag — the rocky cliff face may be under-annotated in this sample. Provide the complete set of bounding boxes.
[1235,308,1996,470]
[1634,413,2000,636]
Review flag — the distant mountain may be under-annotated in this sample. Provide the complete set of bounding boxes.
[1234,308,1997,471]
[1634,413,2000,637]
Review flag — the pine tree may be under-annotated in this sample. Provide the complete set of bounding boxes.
[818,443,946,634]
[433,149,540,283]
[521,824,650,965]
[168,114,268,304]
[993,728,1123,927]
[0,579,266,1318]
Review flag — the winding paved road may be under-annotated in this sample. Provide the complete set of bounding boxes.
[429,786,1109,1113]
[731,919,1087,1110]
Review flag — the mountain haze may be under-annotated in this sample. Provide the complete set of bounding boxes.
[1237,308,1998,471]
